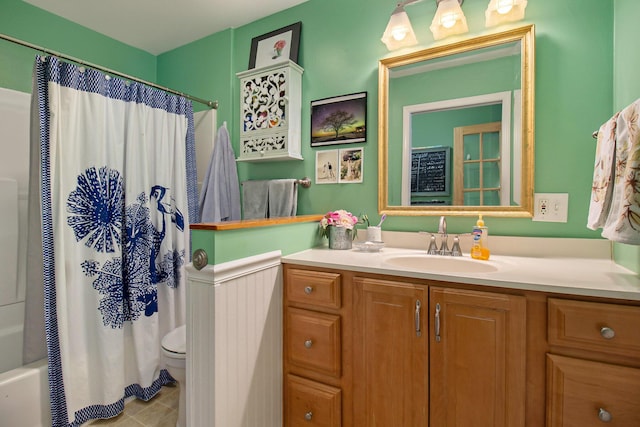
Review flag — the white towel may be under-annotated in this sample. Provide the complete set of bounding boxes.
[268,179,298,218]
[587,114,618,230]
[601,99,640,244]
[199,124,241,222]
[242,180,269,220]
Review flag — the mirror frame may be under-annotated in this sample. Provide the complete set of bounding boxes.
[378,24,535,217]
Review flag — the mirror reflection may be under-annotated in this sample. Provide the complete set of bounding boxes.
[378,25,535,217]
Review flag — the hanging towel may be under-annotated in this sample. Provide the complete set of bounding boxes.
[199,123,241,222]
[268,179,298,218]
[242,180,270,220]
[600,98,640,244]
[587,114,618,230]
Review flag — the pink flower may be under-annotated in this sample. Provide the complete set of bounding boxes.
[274,40,286,50]
[321,209,359,230]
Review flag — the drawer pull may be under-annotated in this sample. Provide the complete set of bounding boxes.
[304,411,313,421]
[598,407,612,422]
[304,339,313,349]
[600,326,615,340]
[415,300,422,337]
[435,303,441,342]
[304,286,314,295]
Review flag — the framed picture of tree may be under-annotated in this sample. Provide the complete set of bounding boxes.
[310,92,367,147]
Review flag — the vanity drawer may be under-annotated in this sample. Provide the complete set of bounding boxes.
[286,374,342,427]
[286,269,341,309]
[546,354,640,426]
[286,307,341,377]
[548,298,640,358]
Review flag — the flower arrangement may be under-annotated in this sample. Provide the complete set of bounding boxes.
[320,209,359,239]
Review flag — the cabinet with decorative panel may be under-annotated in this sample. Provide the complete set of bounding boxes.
[546,298,640,426]
[236,61,303,162]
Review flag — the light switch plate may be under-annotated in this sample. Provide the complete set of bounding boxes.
[532,193,569,222]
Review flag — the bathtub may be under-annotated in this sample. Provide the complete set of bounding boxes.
[0,359,51,427]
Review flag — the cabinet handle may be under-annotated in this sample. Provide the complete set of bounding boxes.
[435,303,441,342]
[600,326,615,340]
[304,286,313,295]
[304,411,313,421]
[415,300,421,337]
[598,407,612,422]
[304,339,313,349]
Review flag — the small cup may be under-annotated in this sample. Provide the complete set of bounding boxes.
[367,226,382,242]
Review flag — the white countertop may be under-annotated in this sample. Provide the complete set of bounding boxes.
[282,245,640,301]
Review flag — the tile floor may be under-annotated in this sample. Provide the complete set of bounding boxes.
[85,384,179,427]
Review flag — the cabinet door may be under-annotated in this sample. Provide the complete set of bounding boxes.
[353,277,428,426]
[430,287,526,427]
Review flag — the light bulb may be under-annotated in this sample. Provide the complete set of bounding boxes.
[497,0,514,14]
[392,27,408,41]
[440,12,458,29]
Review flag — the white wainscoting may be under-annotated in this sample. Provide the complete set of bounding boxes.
[186,250,283,427]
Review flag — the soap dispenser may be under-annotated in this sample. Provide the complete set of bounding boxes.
[471,215,490,260]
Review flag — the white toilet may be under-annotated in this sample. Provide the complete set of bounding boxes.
[161,324,187,427]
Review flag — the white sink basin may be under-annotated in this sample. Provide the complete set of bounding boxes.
[383,254,499,274]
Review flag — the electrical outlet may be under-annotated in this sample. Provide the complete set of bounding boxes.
[533,193,569,222]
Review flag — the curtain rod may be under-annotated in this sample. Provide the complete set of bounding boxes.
[0,33,218,109]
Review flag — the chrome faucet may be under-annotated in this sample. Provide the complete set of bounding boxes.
[420,216,462,256]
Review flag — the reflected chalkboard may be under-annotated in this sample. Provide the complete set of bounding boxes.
[411,147,450,196]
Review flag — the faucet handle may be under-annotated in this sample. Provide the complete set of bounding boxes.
[425,233,438,255]
[451,235,462,256]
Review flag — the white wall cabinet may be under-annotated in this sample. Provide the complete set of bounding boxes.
[236,61,303,162]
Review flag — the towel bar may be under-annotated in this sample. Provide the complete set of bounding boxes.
[241,178,311,188]
[295,177,311,188]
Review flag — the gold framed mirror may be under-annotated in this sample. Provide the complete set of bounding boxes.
[378,25,535,217]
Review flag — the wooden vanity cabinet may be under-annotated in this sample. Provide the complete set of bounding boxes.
[546,298,640,426]
[284,267,351,427]
[284,263,640,426]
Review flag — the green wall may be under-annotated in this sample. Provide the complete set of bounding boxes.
[192,222,322,264]
[0,0,156,92]
[4,0,638,266]
[157,0,615,239]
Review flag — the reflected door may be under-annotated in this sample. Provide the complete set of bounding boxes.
[453,122,503,205]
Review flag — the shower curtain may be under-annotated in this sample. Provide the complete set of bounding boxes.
[31,56,197,426]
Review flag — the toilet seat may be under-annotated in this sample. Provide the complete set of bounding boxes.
[162,324,186,355]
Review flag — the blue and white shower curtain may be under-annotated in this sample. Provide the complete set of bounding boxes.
[32,56,197,426]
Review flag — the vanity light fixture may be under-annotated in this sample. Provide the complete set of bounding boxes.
[485,0,528,27]
[381,0,420,51]
[429,0,468,41]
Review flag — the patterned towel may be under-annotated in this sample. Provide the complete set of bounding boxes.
[600,99,640,244]
[587,114,618,230]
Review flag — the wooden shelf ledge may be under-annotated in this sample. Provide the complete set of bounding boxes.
[190,214,323,231]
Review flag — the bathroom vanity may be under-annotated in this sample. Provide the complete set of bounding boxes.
[281,240,640,426]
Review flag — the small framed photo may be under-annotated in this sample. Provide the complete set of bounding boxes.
[339,148,364,184]
[248,22,302,69]
[311,92,367,147]
[315,150,339,184]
